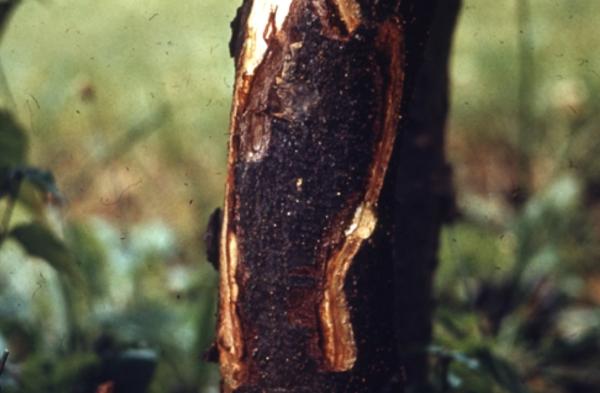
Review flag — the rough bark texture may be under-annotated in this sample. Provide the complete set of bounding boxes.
[213,1,460,392]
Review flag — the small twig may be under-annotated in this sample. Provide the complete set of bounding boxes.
[0,349,9,377]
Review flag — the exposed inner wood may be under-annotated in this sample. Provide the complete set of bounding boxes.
[219,0,406,388]
[218,213,245,391]
[329,0,361,34]
[312,0,361,40]
[319,19,405,372]
[320,204,376,370]
[236,2,294,164]
[218,1,294,390]
[240,0,293,78]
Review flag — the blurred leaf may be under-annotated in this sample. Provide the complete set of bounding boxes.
[437,223,515,301]
[429,345,480,370]
[96,302,177,346]
[0,167,63,227]
[0,111,27,168]
[0,318,39,363]
[521,175,581,232]
[473,347,531,393]
[20,167,62,203]
[10,179,46,218]
[52,352,101,393]
[1,166,61,206]
[9,223,80,282]
[65,222,108,297]
[18,352,101,393]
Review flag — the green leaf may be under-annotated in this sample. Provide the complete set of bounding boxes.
[0,110,27,168]
[10,223,80,282]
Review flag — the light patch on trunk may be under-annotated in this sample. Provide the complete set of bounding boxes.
[232,0,295,164]
[217,216,245,391]
[240,0,294,77]
[320,18,405,372]
[321,203,376,370]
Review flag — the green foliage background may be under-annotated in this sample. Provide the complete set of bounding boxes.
[0,0,599,392]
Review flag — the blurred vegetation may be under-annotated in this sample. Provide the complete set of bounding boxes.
[435,1,600,392]
[0,0,598,392]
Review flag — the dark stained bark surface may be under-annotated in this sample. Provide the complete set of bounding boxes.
[214,0,460,392]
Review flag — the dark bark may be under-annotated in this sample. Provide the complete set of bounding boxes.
[212,1,460,392]
[390,0,461,390]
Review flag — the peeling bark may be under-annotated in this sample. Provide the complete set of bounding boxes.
[213,0,460,392]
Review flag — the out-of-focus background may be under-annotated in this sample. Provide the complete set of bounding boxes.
[0,0,598,392]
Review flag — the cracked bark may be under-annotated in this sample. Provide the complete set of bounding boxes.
[212,0,461,392]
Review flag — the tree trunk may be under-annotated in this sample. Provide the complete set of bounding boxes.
[213,1,460,392]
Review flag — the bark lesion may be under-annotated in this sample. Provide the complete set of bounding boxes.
[318,18,405,372]
[219,2,297,391]
[218,0,408,390]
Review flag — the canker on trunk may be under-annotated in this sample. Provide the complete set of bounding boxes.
[213,0,459,392]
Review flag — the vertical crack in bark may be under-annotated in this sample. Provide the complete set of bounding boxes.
[218,1,294,391]
[319,18,405,372]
